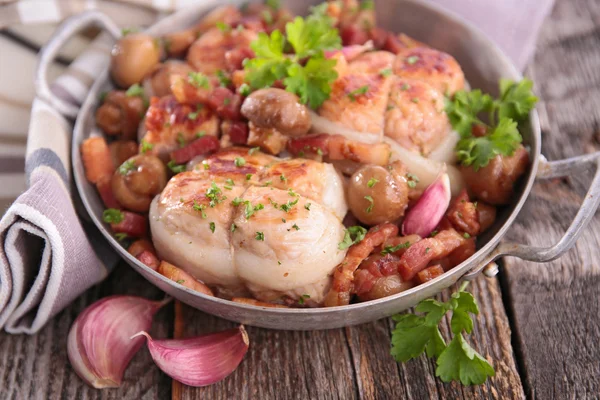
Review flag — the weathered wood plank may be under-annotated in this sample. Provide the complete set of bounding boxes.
[175,276,523,400]
[501,0,600,398]
[0,266,173,400]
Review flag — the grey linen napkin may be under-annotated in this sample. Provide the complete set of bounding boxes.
[0,0,554,334]
[0,34,119,334]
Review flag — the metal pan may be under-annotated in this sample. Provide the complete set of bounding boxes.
[36,0,600,330]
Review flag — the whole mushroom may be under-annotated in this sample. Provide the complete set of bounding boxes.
[347,161,409,226]
[241,88,312,137]
[111,33,161,88]
[112,154,167,212]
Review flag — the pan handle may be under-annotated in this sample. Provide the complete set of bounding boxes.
[463,151,600,279]
[35,11,121,119]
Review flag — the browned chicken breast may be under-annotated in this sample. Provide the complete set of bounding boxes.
[150,149,348,305]
[187,27,257,74]
[318,73,393,142]
[349,51,395,74]
[393,47,465,95]
[142,96,219,160]
[384,77,451,155]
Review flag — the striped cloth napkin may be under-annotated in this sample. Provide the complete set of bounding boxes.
[0,0,554,334]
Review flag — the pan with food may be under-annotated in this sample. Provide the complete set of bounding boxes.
[36,0,600,329]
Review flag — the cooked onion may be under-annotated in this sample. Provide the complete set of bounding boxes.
[384,137,464,195]
[428,130,459,163]
[308,111,381,144]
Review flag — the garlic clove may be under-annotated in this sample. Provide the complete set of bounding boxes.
[402,171,451,237]
[131,326,249,387]
[67,295,170,388]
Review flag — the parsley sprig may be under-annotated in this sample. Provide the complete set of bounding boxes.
[445,79,538,170]
[390,282,495,385]
[244,7,341,108]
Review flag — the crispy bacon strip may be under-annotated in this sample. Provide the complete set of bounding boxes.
[416,264,444,284]
[128,239,156,257]
[477,203,497,233]
[287,133,391,166]
[447,189,480,236]
[221,120,249,145]
[110,211,147,238]
[231,298,289,308]
[397,229,464,281]
[324,223,399,307]
[158,261,214,296]
[81,137,115,184]
[170,135,220,164]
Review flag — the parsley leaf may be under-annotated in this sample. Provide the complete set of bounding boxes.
[284,55,338,109]
[338,226,367,250]
[497,78,538,122]
[245,30,290,89]
[455,117,521,170]
[435,334,495,385]
[445,89,493,137]
[167,160,186,174]
[102,208,124,224]
[390,283,495,386]
[286,15,341,59]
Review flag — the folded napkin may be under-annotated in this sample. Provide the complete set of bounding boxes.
[0,0,554,334]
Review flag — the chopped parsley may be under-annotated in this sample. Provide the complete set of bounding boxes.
[304,203,311,210]
[246,173,253,180]
[216,70,231,87]
[381,242,411,255]
[196,131,206,138]
[177,132,186,148]
[118,160,136,175]
[298,294,311,305]
[206,182,226,207]
[230,223,237,232]
[234,157,246,167]
[192,200,207,218]
[406,55,419,65]
[292,223,300,231]
[103,208,124,224]
[338,226,368,250]
[348,85,369,101]
[248,147,260,155]
[379,68,392,77]
[167,160,186,174]
[188,71,210,89]
[280,174,287,182]
[367,177,379,188]
[216,22,231,33]
[463,232,471,239]
[364,195,374,213]
[176,279,185,284]
[255,231,265,241]
[114,232,128,242]
[140,140,153,154]
[125,83,144,98]
[209,222,216,233]
[406,173,419,188]
[239,83,251,96]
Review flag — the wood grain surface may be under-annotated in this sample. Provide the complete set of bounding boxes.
[1,0,599,398]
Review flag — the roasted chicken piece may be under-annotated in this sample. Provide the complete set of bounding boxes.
[318,72,393,143]
[392,47,465,96]
[150,148,348,305]
[258,158,348,220]
[187,27,257,74]
[384,77,451,156]
[232,186,345,305]
[142,95,219,160]
[349,51,395,74]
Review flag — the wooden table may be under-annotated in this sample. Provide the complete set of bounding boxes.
[2,0,600,398]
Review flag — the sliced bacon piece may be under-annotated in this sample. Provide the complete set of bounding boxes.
[158,261,214,296]
[81,137,115,184]
[170,135,220,164]
[96,176,120,209]
[445,237,476,270]
[231,298,289,308]
[287,133,391,166]
[110,211,147,238]
[447,189,480,236]
[324,223,399,307]
[225,121,249,144]
[207,87,243,120]
[416,264,444,284]
[397,229,464,281]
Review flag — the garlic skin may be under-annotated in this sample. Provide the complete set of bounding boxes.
[67,296,170,388]
[131,326,249,387]
[402,172,451,237]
